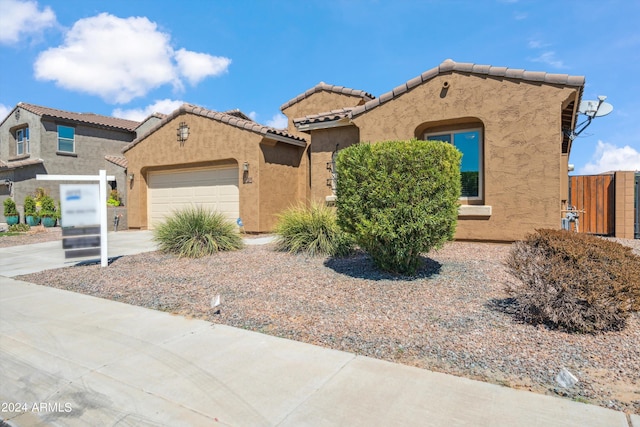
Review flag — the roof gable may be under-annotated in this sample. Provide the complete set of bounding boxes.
[350,59,585,119]
[4,102,140,132]
[123,103,306,154]
[280,82,375,112]
[293,60,586,130]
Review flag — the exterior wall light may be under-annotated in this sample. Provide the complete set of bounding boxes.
[243,162,249,172]
[128,173,134,181]
[177,122,189,143]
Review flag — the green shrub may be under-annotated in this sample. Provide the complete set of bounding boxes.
[24,195,37,217]
[3,198,18,216]
[9,223,30,232]
[336,139,461,275]
[505,229,640,333]
[274,202,354,257]
[39,194,56,218]
[153,206,243,258]
[107,189,121,206]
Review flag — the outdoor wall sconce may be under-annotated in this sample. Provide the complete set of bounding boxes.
[177,121,189,143]
[128,173,134,181]
[243,162,249,172]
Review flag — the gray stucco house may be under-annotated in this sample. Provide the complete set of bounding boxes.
[0,103,144,222]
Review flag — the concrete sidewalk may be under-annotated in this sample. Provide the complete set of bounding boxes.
[0,235,637,426]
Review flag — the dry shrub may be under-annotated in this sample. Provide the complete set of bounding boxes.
[506,229,640,333]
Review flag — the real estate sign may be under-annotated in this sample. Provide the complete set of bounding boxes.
[60,184,100,227]
[60,184,101,259]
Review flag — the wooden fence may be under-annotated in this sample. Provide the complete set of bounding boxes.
[568,174,615,235]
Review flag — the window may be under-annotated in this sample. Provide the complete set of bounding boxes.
[425,128,482,199]
[16,127,29,155]
[57,125,75,153]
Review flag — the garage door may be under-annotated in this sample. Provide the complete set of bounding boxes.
[148,167,239,229]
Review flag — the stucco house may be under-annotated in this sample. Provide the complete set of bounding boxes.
[0,103,142,222]
[124,59,585,241]
[291,59,585,241]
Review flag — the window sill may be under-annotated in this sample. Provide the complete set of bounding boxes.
[458,205,491,217]
[8,154,30,161]
[56,151,77,157]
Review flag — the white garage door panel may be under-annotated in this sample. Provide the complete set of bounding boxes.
[148,167,239,229]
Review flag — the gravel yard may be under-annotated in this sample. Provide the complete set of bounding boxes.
[7,228,640,415]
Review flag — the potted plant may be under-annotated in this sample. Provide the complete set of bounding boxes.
[24,195,40,226]
[107,189,122,206]
[39,194,57,227]
[3,198,19,226]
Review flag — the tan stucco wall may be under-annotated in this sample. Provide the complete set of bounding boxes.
[281,91,367,137]
[341,73,581,241]
[308,126,360,203]
[281,90,370,205]
[258,142,306,230]
[614,171,636,239]
[124,113,303,232]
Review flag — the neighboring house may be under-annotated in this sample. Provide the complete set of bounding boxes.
[123,59,586,241]
[0,103,140,222]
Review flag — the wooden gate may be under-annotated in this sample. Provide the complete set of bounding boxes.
[634,173,640,239]
[568,174,615,235]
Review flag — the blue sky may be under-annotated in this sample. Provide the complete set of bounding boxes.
[1,0,639,174]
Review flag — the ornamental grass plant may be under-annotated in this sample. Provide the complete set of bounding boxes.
[274,202,354,257]
[153,206,243,258]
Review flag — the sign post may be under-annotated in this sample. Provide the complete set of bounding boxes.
[37,170,114,267]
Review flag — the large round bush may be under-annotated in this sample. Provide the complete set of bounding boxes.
[336,139,461,274]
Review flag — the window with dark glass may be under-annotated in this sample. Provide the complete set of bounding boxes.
[57,125,75,152]
[425,129,482,199]
[16,127,29,155]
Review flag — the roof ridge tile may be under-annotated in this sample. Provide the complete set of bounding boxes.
[280,81,375,111]
[301,59,585,126]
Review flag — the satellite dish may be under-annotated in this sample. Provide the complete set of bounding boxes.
[579,97,613,118]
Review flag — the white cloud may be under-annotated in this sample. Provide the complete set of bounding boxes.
[0,0,56,45]
[514,12,528,20]
[527,39,547,49]
[580,141,640,174]
[529,51,566,69]
[33,13,231,104]
[265,113,288,129]
[113,99,184,121]
[175,49,230,86]
[247,111,258,121]
[0,103,12,122]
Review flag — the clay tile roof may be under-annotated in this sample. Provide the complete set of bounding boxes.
[280,82,375,111]
[123,103,306,153]
[349,59,586,119]
[14,103,140,132]
[0,158,44,171]
[105,155,128,168]
[224,109,255,122]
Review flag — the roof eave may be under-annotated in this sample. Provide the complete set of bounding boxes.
[265,132,307,147]
[295,117,352,133]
